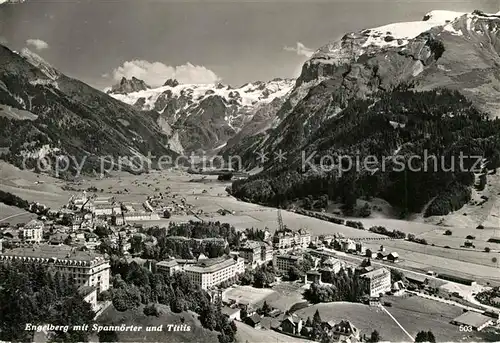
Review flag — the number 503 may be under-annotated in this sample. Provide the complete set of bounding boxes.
[459,325,473,332]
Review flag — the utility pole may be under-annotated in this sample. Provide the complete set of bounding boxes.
[277,208,284,232]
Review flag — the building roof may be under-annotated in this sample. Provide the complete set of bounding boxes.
[184,256,239,273]
[24,220,43,229]
[491,297,500,304]
[406,274,429,284]
[334,320,358,335]
[453,312,493,328]
[361,267,390,279]
[221,306,240,317]
[1,244,106,263]
[157,259,179,268]
[283,314,302,325]
[276,254,302,261]
[78,285,96,297]
[246,313,261,325]
[323,257,340,266]
[241,240,261,251]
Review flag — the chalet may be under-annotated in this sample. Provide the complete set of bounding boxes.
[305,270,321,284]
[451,312,493,331]
[331,320,360,343]
[280,314,303,335]
[244,313,261,328]
[387,252,399,262]
[406,274,429,286]
[221,306,241,321]
[322,257,342,273]
[355,242,366,255]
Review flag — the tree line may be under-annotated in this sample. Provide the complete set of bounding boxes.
[0,262,95,342]
[230,89,500,218]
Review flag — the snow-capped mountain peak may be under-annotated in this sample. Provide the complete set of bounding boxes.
[109,78,294,110]
[19,48,60,81]
[310,9,499,65]
[108,77,295,153]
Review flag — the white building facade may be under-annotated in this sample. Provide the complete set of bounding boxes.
[361,267,391,297]
[0,245,111,292]
[184,256,245,290]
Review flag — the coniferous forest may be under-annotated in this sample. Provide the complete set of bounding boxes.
[0,262,95,342]
[230,89,500,217]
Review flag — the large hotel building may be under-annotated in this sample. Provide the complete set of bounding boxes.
[360,267,391,297]
[273,228,311,250]
[0,244,110,292]
[158,255,245,290]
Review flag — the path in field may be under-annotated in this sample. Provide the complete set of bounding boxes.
[380,305,414,341]
[0,212,30,222]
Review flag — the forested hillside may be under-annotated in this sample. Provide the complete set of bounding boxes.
[230,89,500,217]
[0,262,95,342]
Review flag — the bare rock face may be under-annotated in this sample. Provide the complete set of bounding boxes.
[163,78,179,87]
[231,10,500,168]
[108,79,295,153]
[109,77,150,95]
[0,44,175,174]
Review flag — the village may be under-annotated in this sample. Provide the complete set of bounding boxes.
[1,179,500,343]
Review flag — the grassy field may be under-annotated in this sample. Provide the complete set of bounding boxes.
[269,282,308,312]
[0,162,70,209]
[384,294,490,342]
[223,286,276,307]
[295,302,410,342]
[223,283,307,313]
[234,321,310,343]
[294,297,490,343]
[95,304,219,343]
[0,203,37,224]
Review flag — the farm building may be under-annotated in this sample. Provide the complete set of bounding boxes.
[280,314,303,335]
[387,252,399,262]
[438,273,476,286]
[221,306,241,321]
[451,312,493,331]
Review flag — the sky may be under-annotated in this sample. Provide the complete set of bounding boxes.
[0,0,498,89]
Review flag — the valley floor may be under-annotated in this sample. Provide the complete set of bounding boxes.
[1,164,500,286]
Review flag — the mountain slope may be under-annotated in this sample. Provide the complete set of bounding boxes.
[0,45,176,176]
[230,88,500,217]
[228,10,500,169]
[229,10,500,218]
[108,78,294,154]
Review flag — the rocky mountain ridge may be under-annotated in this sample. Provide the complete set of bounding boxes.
[228,9,500,219]
[223,10,500,168]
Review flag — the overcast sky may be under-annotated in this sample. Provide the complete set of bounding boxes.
[0,0,498,89]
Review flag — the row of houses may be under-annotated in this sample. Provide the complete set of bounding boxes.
[232,309,361,343]
[69,193,161,225]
